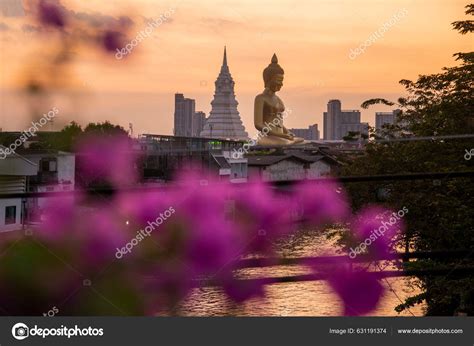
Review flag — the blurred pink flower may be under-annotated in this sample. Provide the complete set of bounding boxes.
[38,195,77,242]
[293,180,349,225]
[170,171,244,274]
[351,206,405,259]
[102,30,126,53]
[221,275,266,303]
[327,265,384,316]
[229,181,296,254]
[184,214,241,275]
[145,265,195,313]
[38,0,66,28]
[115,190,174,228]
[79,208,130,265]
[76,135,137,187]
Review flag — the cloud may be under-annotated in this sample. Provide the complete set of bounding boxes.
[21,24,43,32]
[23,0,134,29]
[73,11,134,29]
[200,17,243,30]
[142,16,174,26]
[0,22,10,31]
[0,0,25,17]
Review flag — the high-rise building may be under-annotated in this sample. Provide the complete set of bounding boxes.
[192,111,207,137]
[323,100,368,140]
[290,124,320,140]
[174,93,195,137]
[200,47,248,140]
[375,110,401,130]
[309,124,320,140]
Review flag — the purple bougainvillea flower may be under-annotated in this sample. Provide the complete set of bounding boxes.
[221,274,266,303]
[102,30,126,53]
[184,213,241,276]
[38,194,77,242]
[229,180,296,254]
[145,265,195,313]
[115,190,175,228]
[169,171,245,274]
[38,0,66,28]
[293,180,349,226]
[79,208,130,265]
[327,265,384,316]
[76,135,138,187]
[351,206,405,260]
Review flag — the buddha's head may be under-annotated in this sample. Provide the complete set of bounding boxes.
[263,54,284,92]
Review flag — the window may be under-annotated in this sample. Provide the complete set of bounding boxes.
[40,158,57,172]
[5,206,16,225]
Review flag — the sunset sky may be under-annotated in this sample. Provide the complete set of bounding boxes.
[0,0,472,137]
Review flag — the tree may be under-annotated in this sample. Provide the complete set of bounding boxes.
[83,121,128,137]
[338,4,474,315]
[50,121,83,151]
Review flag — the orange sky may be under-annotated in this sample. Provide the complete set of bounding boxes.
[0,0,472,137]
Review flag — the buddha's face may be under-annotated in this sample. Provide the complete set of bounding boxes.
[268,74,284,92]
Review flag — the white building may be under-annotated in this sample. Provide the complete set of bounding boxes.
[214,151,248,183]
[15,149,75,223]
[0,148,37,232]
[200,47,248,140]
[247,152,339,182]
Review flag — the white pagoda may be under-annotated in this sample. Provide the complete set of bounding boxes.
[200,47,248,140]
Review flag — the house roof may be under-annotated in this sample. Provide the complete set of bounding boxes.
[15,149,73,156]
[0,145,38,176]
[247,152,339,167]
[212,155,231,169]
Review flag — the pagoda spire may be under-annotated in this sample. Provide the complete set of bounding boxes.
[223,46,228,67]
[200,47,248,140]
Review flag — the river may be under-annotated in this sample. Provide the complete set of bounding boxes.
[169,227,425,316]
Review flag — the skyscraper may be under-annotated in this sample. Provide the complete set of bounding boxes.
[192,111,207,137]
[200,47,248,140]
[375,110,401,130]
[323,100,368,140]
[290,124,320,140]
[173,94,195,137]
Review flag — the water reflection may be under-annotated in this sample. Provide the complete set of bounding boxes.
[173,229,425,316]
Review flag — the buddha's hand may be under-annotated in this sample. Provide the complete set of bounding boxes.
[281,133,295,140]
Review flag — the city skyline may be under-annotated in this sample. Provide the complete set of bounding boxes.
[0,0,472,137]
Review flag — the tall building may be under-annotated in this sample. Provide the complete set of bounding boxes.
[309,124,320,140]
[290,124,320,140]
[375,110,401,130]
[173,93,195,137]
[323,100,368,140]
[200,47,248,140]
[192,111,207,137]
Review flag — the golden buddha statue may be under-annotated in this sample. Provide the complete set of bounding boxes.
[254,54,304,146]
